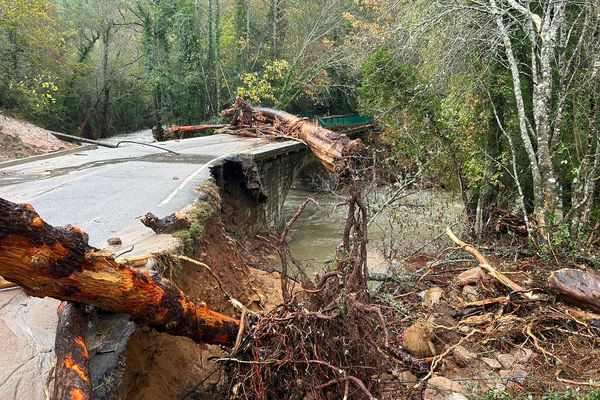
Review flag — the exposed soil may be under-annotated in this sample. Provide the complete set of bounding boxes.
[118,186,283,400]
[0,112,73,161]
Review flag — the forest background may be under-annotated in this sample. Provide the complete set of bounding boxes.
[1,0,599,246]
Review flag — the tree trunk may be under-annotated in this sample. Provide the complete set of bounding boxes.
[0,198,240,346]
[99,25,112,139]
[53,302,92,400]
[548,268,600,313]
[223,103,364,175]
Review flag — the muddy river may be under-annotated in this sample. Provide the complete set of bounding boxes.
[282,187,464,273]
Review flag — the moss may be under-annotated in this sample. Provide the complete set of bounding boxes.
[173,221,204,257]
[171,181,221,257]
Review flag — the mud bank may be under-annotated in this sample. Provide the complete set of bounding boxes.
[0,112,73,161]
[116,181,283,400]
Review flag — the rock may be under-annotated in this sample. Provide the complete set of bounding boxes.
[452,345,477,367]
[427,376,469,395]
[513,348,535,364]
[423,388,469,400]
[458,325,471,334]
[482,357,502,369]
[107,237,122,246]
[392,370,417,384]
[380,372,395,381]
[402,323,434,357]
[499,365,528,383]
[427,313,457,329]
[422,287,444,307]
[461,285,479,301]
[497,353,517,369]
[455,267,485,286]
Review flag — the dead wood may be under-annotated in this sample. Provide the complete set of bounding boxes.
[169,124,225,136]
[0,275,17,289]
[446,227,537,299]
[548,268,600,313]
[0,198,240,346]
[52,301,92,400]
[220,97,364,175]
[140,211,190,234]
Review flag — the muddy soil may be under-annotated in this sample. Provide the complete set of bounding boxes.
[0,112,73,161]
[118,195,283,400]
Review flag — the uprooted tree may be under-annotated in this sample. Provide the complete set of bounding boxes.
[4,99,600,399]
[0,98,388,398]
[0,198,240,346]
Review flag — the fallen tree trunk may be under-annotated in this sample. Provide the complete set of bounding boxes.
[53,302,92,400]
[169,124,225,136]
[255,107,364,175]
[220,98,364,175]
[0,198,240,346]
[548,268,600,313]
[140,211,190,234]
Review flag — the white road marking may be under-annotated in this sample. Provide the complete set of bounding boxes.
[158,152,237,206]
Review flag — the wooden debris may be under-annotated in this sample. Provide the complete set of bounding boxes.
[220,97,364,175]
[140,211,191,234]
[548,268,600,313]
[446,227,537,299]
[52,302,92,400]
[0,275,17,289]
[0,198,240,346]
[169,124,225,136]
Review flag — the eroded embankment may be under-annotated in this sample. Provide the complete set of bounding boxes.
[118,180,282,400]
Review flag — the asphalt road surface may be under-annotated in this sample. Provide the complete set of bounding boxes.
[0,133,270,247]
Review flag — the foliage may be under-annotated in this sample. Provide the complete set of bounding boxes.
[480,387,600,400]
[236,59,289,105]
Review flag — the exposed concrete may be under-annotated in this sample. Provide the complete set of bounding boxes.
[211,140,315,232]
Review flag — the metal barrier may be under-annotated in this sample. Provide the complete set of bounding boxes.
[317,114,373,128]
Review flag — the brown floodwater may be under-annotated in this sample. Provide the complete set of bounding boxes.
[281,187,465,274]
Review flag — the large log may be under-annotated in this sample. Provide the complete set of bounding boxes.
[548,268,600,313]
[254,107,364,174]
[53,302,92,400]
[221,98,364,175]
[0,198,240,346]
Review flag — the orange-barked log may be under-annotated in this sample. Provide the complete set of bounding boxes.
[0,198,240,346]
[52,302,92,400]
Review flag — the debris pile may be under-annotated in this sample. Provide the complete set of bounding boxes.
[374,229,600,399]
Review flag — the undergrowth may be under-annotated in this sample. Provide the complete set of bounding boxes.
[480,387,600,400]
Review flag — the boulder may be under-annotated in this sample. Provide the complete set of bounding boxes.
[482,357,502,369]
[452,345,477,367]
[107,237,122,246]
[455,267,485,286]
[513,348,535,364]
[423,388,469,400]
[461,285,480,301]
[392,370,417,384]
[497,353,517,369]
[427,376,469,395]
[402,323,434,357]
[499,365,528,383]
[422,287,445,307]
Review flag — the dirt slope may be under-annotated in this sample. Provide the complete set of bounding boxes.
[0,112,73,161]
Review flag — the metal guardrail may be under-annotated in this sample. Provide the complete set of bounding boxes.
[317,114,373,128]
